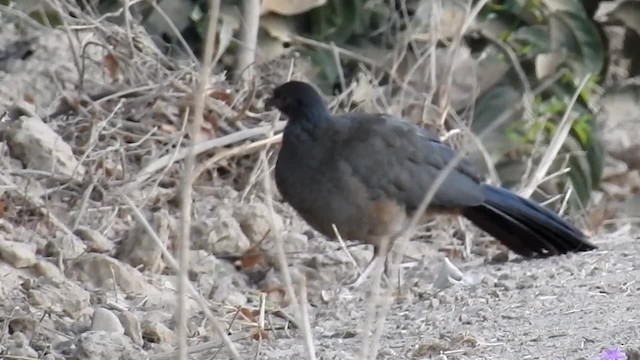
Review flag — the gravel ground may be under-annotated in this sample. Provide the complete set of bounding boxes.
[251,230,640,360]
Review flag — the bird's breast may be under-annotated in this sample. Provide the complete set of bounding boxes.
[275,144,406,243]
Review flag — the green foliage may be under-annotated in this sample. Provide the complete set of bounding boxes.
[0,0,64,27]
[307,0,374,43]
[469,0,607,208]
[301,0,386,89]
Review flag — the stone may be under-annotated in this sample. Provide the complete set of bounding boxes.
[4,331,39,358]
[91,308,124,334]
[74,226,115,254]
[65,253,150,294]
[2,115,85,181]
[193,215,251,256]
[0,239,36,268]
[73,331,145,360]
[33,260,64,279]
[117,310,143,346]
[142,320,175,344]
[27,278,91,318]
[235,202,282,243]
[8,318,37,339]
[116,210,175,273]
[281,232,308,253]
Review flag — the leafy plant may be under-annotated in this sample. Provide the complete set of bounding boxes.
[468,0,606,208]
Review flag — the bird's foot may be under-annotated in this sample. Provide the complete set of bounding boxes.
[346,257,391,289]
[346,272,391,289]
[347,271,372,288]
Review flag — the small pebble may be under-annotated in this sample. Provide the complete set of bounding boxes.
[495,280,515,291]
[517,277,535,289]
[430,297,440,310]
[91,308,124,335]
[459,313,471,324]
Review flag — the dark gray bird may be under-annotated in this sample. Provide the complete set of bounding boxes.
[267,80,596,286]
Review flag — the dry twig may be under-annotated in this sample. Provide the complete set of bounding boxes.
[236,0,261,79]
[176,0,221,358]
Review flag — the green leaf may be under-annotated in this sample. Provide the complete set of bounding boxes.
[486,0,545,23]
[303,48,339,90]
[510,24,550,54]
[563,135,593,206]
[471,85,523,136]
[475,12,519,40]
[547,10,605,78]
[470,85,526,175]
[542,0,588,14]
[28,9,63,27]
[307,0,377,44]
[571,115,604,190]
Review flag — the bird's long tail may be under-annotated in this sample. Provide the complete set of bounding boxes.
[461,184,596,257]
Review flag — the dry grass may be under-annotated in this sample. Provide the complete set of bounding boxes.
[176,0,222,358]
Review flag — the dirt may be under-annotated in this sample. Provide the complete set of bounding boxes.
[248,231,640,360]
[0,9,639,360]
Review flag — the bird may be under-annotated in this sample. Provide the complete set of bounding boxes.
[266,80,597,287]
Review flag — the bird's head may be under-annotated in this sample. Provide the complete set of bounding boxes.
[266,81,329,120]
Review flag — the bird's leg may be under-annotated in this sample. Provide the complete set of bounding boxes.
[348,253,380,288]
[349,244,392,288]
[383,251,394,279]
[382,238,404,288]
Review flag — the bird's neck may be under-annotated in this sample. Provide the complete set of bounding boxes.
[283,110,331,143]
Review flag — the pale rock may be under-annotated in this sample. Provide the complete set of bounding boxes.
[0,239,36,268]
[142,320,175,344]
[225,291,248,307]
[282,232,308,253]
[33,259,64,279]
[96,157,124,179]
[116,209,174,273]
[10,331,29,346]
[4,332,39,358]
[46,235,87,259]
[142,310,172,324]
[27,278,90,317]
[2,115,85,181]
[13,226,48,251]
[211,215,251,255]
[211,276,238,304]
[65,253,150,294]
[117,310,144,346]
[74,226,114,254]
[235,202,282,243]
[146,343,175,354]
[8,317,36,338]
[91,308,124,334]
[0,218,14,235]
[193,215,251,256]
[130,283,197,315]
[0,261,27,297]
[188,249,221,275]
[259,268,287,303]
[73,331,145,360]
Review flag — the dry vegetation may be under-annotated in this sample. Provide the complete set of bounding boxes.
[0,1,639,360]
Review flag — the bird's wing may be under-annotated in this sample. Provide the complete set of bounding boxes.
[331,113,485,212]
